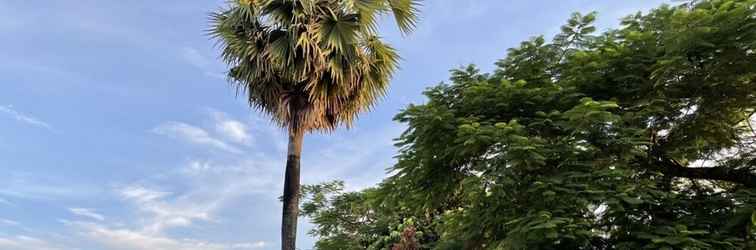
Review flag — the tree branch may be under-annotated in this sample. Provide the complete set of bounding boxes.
[650,157,756,188]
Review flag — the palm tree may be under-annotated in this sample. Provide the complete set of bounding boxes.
[210,0,418,249]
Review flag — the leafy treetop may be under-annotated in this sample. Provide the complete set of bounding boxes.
[303,0,756,249]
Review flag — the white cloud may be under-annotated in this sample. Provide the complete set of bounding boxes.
[231,242,268,249]
[55,170,276,249]
[0,112,398,250]
[120,186,171,203]
[212,112,252,145]
[152,122,242,154]
[114,157,281,235]
[217,120,251,144]
[70,222,266,250]
[0,218,20,226]
[69,208,105,221]
[0,198,11,206]
[0,235,65,250]
[184,160,213,173]
[0,105,53,130]
[119,185,213,234]
[2,110,400,249]
[52,158,278,249]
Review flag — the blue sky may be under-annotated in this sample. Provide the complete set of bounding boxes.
[0,1,668,249]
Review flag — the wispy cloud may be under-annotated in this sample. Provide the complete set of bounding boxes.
[68,221,267,250]
[230,242,268,249]
[0,105,53,130]
[2,108,400,249]
[116,157,281,235]
[0,235,65,250]
[0,173,98,201]
[118,185,212,234]
[152,122,242,154]
[55,168,274,250]
[69,208,105,221]
[120,186,171,203]
[0,218,20,226]
[212,111,252,145]
[181,47,225,79]
[0,197,11,206]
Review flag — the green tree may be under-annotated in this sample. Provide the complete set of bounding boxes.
[303,0,756,249]
[301,181,435,249]
[210,0,418,249]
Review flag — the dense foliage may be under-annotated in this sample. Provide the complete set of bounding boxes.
[302,0,756,249]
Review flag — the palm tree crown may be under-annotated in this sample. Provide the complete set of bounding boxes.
[211,0,419,132]
[211,1,418,249]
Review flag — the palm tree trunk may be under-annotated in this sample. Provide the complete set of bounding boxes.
[281,128,304,250]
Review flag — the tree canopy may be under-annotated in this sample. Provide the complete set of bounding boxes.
[210,0,419,132]
[302,0,756,249]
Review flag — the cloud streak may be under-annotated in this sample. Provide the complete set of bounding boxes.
[69,208,105,221]
[0,235,64,250]
[67,221,267,250]
[0,218,20,226]
[152,122,242,153]
[0,105,53,130]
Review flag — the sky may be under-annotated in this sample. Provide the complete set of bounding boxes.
[0,1,669,249]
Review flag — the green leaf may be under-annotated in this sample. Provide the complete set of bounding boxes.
[621,196,643,205]
[546,231,559,239]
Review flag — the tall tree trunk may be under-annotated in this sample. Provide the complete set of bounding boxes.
[281,128,304,250]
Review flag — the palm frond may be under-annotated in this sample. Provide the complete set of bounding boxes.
[210,0,418,132]
[386,0,421,34]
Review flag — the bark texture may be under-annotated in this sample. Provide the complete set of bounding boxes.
[281,129,304,250]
